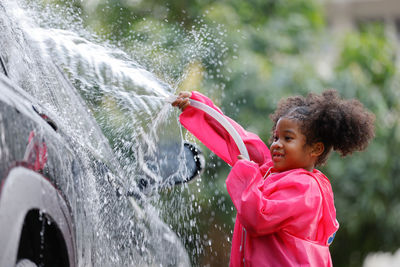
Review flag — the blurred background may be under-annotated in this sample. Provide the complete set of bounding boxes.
[25,0,400,266]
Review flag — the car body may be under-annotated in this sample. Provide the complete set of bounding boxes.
[0,2,202,266]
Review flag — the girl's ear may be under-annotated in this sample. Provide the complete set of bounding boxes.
[311,142,324,157]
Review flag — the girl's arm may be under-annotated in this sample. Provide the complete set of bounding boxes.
[178,91,271,166]
[226,160,322,236]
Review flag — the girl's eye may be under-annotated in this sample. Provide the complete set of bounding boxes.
[285,136,292,141]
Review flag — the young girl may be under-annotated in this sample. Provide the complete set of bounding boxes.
[172,90,375,267]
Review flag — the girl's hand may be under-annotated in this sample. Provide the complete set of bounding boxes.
[171,91,192,111]
[237,155,255,163]
[237,155,246,160]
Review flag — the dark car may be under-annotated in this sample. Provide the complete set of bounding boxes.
[0,2,203,266]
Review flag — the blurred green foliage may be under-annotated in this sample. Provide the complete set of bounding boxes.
[45,0,400,266]
[327,23,400,266]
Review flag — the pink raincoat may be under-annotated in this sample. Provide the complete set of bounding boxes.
[179,91,339,267]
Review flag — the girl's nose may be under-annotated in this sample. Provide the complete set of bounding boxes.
[271,139,282,149]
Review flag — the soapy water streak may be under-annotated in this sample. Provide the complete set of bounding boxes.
[27,25,190,187]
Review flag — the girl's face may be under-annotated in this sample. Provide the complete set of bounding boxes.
[270,118,315,172]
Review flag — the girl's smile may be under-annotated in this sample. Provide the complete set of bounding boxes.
[270,118,316,172]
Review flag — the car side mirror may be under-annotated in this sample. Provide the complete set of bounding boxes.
[138,141,205,192]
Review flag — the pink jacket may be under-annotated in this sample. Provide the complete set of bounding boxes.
[179,91,339,267]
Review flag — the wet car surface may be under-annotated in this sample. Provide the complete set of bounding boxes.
[0,3,203,266]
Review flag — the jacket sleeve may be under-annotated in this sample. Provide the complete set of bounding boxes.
[226,160,322,236]
[179,91,271,166]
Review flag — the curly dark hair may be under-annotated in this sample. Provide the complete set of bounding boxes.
[269,89,375,166]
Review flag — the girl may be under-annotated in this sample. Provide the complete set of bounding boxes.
[172,90,375,267]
